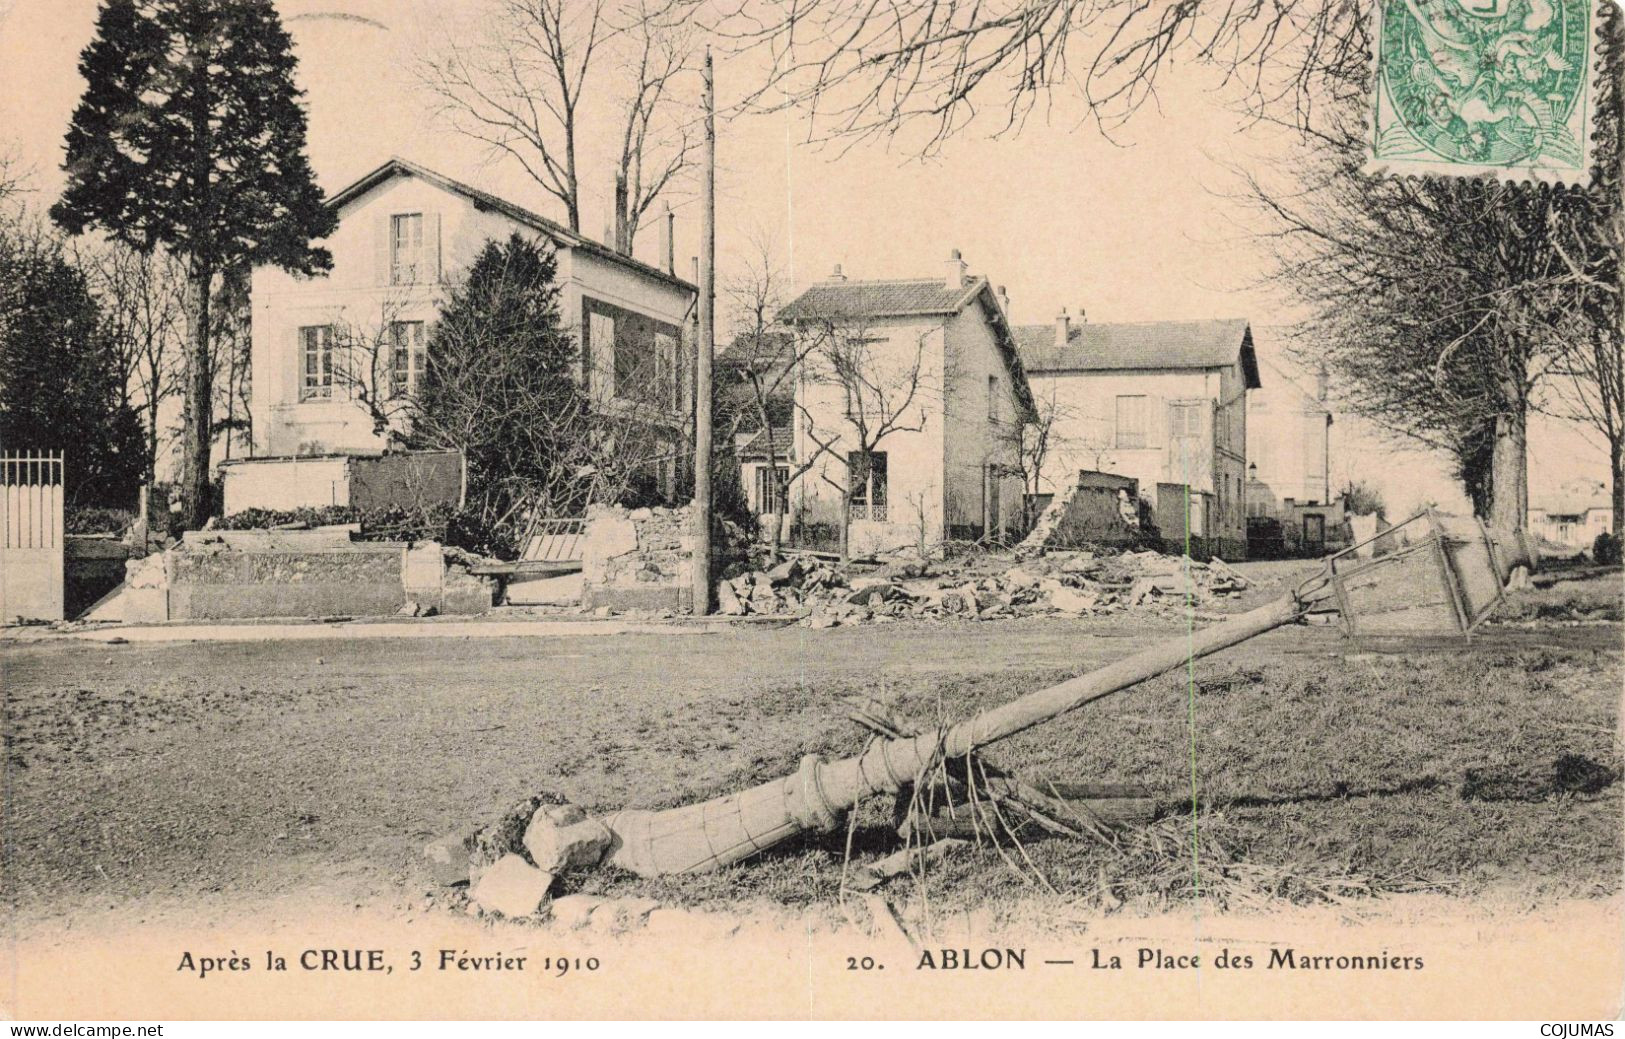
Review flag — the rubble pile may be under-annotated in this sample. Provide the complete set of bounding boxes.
[715,549,1251,627]
[424,793,617,921]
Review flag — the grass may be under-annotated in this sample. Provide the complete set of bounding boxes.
[570,646,1621,922]
[1,568,1618,931]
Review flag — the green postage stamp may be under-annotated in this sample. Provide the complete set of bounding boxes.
[1368,0,1596,184]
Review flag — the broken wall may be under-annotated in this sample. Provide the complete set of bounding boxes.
[579,503,696,613]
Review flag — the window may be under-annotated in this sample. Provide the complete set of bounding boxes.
[848,450,888,521]
[987,375,999,422]
[300,325,333,400]
[387,321,426,398]
[655,332,677,409]
[1115,395,1148,449]
[390,213,424,284]
[589,311,616,400]
[756,465,789,515]
[1170,402,1204,438]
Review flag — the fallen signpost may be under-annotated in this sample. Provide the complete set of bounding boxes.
[448,511,1538,913]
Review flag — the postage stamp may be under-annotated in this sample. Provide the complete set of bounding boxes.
[1367,0,1597,184]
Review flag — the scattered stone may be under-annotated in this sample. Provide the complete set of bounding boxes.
[422,832,474,887]
[469,854,554,918]
[523,813,612,873]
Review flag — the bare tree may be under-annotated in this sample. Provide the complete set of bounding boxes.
[422,0,696,249]
[718,235,830,558]
[1235,97,1610,529]
[792,315,938,558]
[327,292,424,448]
[72,239,185,482]
[702,0,1366,153]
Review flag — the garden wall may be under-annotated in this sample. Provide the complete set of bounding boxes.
[123,530,493,622]
[579,503,696,613]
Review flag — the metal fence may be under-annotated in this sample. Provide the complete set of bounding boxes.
[1,451,65,621]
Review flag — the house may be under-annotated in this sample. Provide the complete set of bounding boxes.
[737,426,795,525]
[1244,348,1333,517]
[1529,478,1615,550]
[716,330,798,527]
[237,157,696,511]
[774,251,1034,555]
[1013,314,1260,560]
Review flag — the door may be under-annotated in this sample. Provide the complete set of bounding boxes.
[1303,513,1326,555]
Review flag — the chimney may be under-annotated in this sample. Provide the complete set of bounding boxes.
[944,248,967,290]
[1316,364,1329,402]
[1055,307,1071,348]
[660,201,675,276]
[828,263,847,282]
[997,285,1010,312]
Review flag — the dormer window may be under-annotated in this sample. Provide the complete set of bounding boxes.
[391,213,424,284]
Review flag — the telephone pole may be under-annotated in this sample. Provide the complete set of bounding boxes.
[692,48,715,615]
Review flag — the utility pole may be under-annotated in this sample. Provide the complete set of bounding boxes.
[692,48,715,615]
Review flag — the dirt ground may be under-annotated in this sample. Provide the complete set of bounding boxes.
[2,561,1620,937]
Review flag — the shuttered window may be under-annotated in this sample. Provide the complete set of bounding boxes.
[390,213,424,284]
[1114,395,1148,449]
[300,326,334,400]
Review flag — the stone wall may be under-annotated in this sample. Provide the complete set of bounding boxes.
[579,503,696,614]
[1016,471,1143,557]
[121,529,494,622]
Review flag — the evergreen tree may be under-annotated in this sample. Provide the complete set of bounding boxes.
[414,235,590,549]
[52,0,336,527]
[0,230,147,507]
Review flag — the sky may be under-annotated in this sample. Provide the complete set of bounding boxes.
[0,0,1610,516]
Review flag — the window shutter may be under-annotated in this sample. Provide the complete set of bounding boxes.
[290,325,302,403]
[426,213,443,282]
[376,217,391,286]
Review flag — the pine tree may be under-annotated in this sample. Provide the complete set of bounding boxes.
[52,0,336,528]
[0,231,147,508]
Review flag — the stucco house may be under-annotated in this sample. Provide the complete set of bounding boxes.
[774,251,1034,555]
[234,157,695,512]
[1528,478,1615,550]
[1014,314,1260,560]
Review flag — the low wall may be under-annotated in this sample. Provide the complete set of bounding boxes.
[124,530,493,621]
[220,451,464,515]
[579,504,696,613]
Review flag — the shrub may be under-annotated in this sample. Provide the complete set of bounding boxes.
[1593,531,1621,566]
[65,507,134,536]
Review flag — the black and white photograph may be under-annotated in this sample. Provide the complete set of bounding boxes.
[0,0,1620,1024]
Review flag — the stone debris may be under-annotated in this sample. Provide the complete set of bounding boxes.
[523,813,612,873]
[469,854,554,919]
[421,832,474,887]
[712,547,1251,627]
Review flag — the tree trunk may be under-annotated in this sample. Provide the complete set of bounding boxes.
[614,170,631,255]
[1488,406,1527,532]
[838,488,851,561]
[1612,437,1624,539]
[179,259,213,529]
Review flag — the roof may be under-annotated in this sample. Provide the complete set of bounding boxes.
[776,274,1036,414]
[1013,318,1261,388]
[326,157,696,293]
[775,277,986,322]
[738,426,796,462]
[1531,494,1613,517]
[718,330,798,367]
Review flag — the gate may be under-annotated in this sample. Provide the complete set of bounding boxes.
[1,452,65,621]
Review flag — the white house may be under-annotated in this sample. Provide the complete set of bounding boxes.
[1245,349,1334,517]
[237,157,695,510]
[774,252,1034,555]
[1013,314,1260,560]
[1529,478,1615,549]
